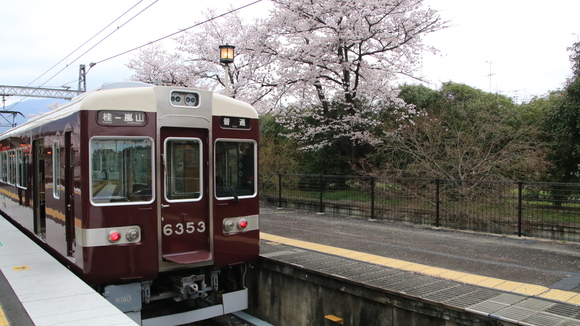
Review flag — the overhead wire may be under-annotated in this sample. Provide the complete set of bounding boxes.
[92,0,263,66]
[6,0,155,114]
[37,0,159,89]
[7,0,263,114]
[26,0,147,88]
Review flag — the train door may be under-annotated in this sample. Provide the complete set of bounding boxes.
[32,139,46,239]
[64,132,75,257]
[160,127,211,264]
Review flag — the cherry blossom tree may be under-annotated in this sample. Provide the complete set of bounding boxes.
[127,8,277,106]
[260,0,445,158]
[126,44,189,86]
[127,0,445,160]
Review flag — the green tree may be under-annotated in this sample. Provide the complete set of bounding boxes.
[397,83,441,111]
[376,83,549,191]
[259,113,303,174]
[543,42,580,183]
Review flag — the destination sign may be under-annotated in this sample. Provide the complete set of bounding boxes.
[220,116,251,130]
[98,111,147,126]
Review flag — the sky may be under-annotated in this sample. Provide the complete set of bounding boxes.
[1,0,579,107]
[421,0,580,103]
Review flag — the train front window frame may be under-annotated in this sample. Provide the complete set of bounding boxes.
[214,139,257,200]
[164,137,203,202]
[90,137,154,206]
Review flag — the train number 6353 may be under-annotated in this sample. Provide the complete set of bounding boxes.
[163,222,206,236]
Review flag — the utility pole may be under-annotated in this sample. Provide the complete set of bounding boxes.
[485,61,496,93]
[78,64,87,93]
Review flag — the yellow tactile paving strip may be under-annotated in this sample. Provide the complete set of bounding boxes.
[261,232,580,305]
[0,305,9,326]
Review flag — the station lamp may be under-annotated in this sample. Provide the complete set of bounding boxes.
[219,44,235,96]
[219,44,235,64]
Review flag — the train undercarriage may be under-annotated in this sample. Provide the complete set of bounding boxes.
[102,265,249,325]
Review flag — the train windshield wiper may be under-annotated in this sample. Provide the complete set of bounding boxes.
[219,173,239,202]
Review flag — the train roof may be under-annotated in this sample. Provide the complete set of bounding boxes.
[0,83,258,139]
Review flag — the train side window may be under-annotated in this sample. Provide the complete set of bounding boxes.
[0,151,6,183]
[52,142,60,199]
[214,140,257,199]
[90,137,154,205]
[8,150,16,185]
[164,138,202,201]
[17,149,27,189]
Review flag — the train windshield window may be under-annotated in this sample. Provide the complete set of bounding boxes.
[215,140,257,199]
[90,137,154,205]
[164,138,202,201]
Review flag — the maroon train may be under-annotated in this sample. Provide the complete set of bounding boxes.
[0,82,259,324]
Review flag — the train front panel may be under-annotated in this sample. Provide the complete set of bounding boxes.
[211,104,260,269]
[80,87,160,285]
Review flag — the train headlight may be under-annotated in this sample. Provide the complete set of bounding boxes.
[237,218,248,230]
[184,93,198,106]
[170,91,199,107]
[170,94,182,106]
[126,228,140,242]
[224,220,235,232]
[108,230,121,243]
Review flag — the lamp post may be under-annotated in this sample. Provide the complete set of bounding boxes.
[219,44,235,97]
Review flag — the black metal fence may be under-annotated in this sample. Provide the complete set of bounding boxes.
[260,174,580,242]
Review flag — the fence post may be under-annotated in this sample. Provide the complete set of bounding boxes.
[435,179,440,227]
[278,173,282,208]
[319,175,324,213]
[518,181,523,237]
[370,177,376,219]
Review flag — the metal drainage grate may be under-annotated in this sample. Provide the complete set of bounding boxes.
[493,306,536,323]
[546,303,580,319]
[388,276,439,293]
[521,312,574,325]
[443,287,499,309]
[404,280,456,297]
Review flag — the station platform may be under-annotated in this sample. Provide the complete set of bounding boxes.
[0,216,137,326]
[261,232,580,326]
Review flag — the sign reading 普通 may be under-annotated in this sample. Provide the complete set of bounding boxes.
[220,116,251,130]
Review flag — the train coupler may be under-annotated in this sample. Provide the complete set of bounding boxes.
[173,273,216,302]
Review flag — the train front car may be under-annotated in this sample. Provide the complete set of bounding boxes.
[89,84,260,324]
[0,83,260,325]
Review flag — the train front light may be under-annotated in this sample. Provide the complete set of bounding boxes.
[170,91,199,108]
[184,93,198,106]
[222,216,257,234]
[108,230,121,243]
[126,228,140,242]
[224,220,235,232]
[237,218,248,230]
[170,94,182,106]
